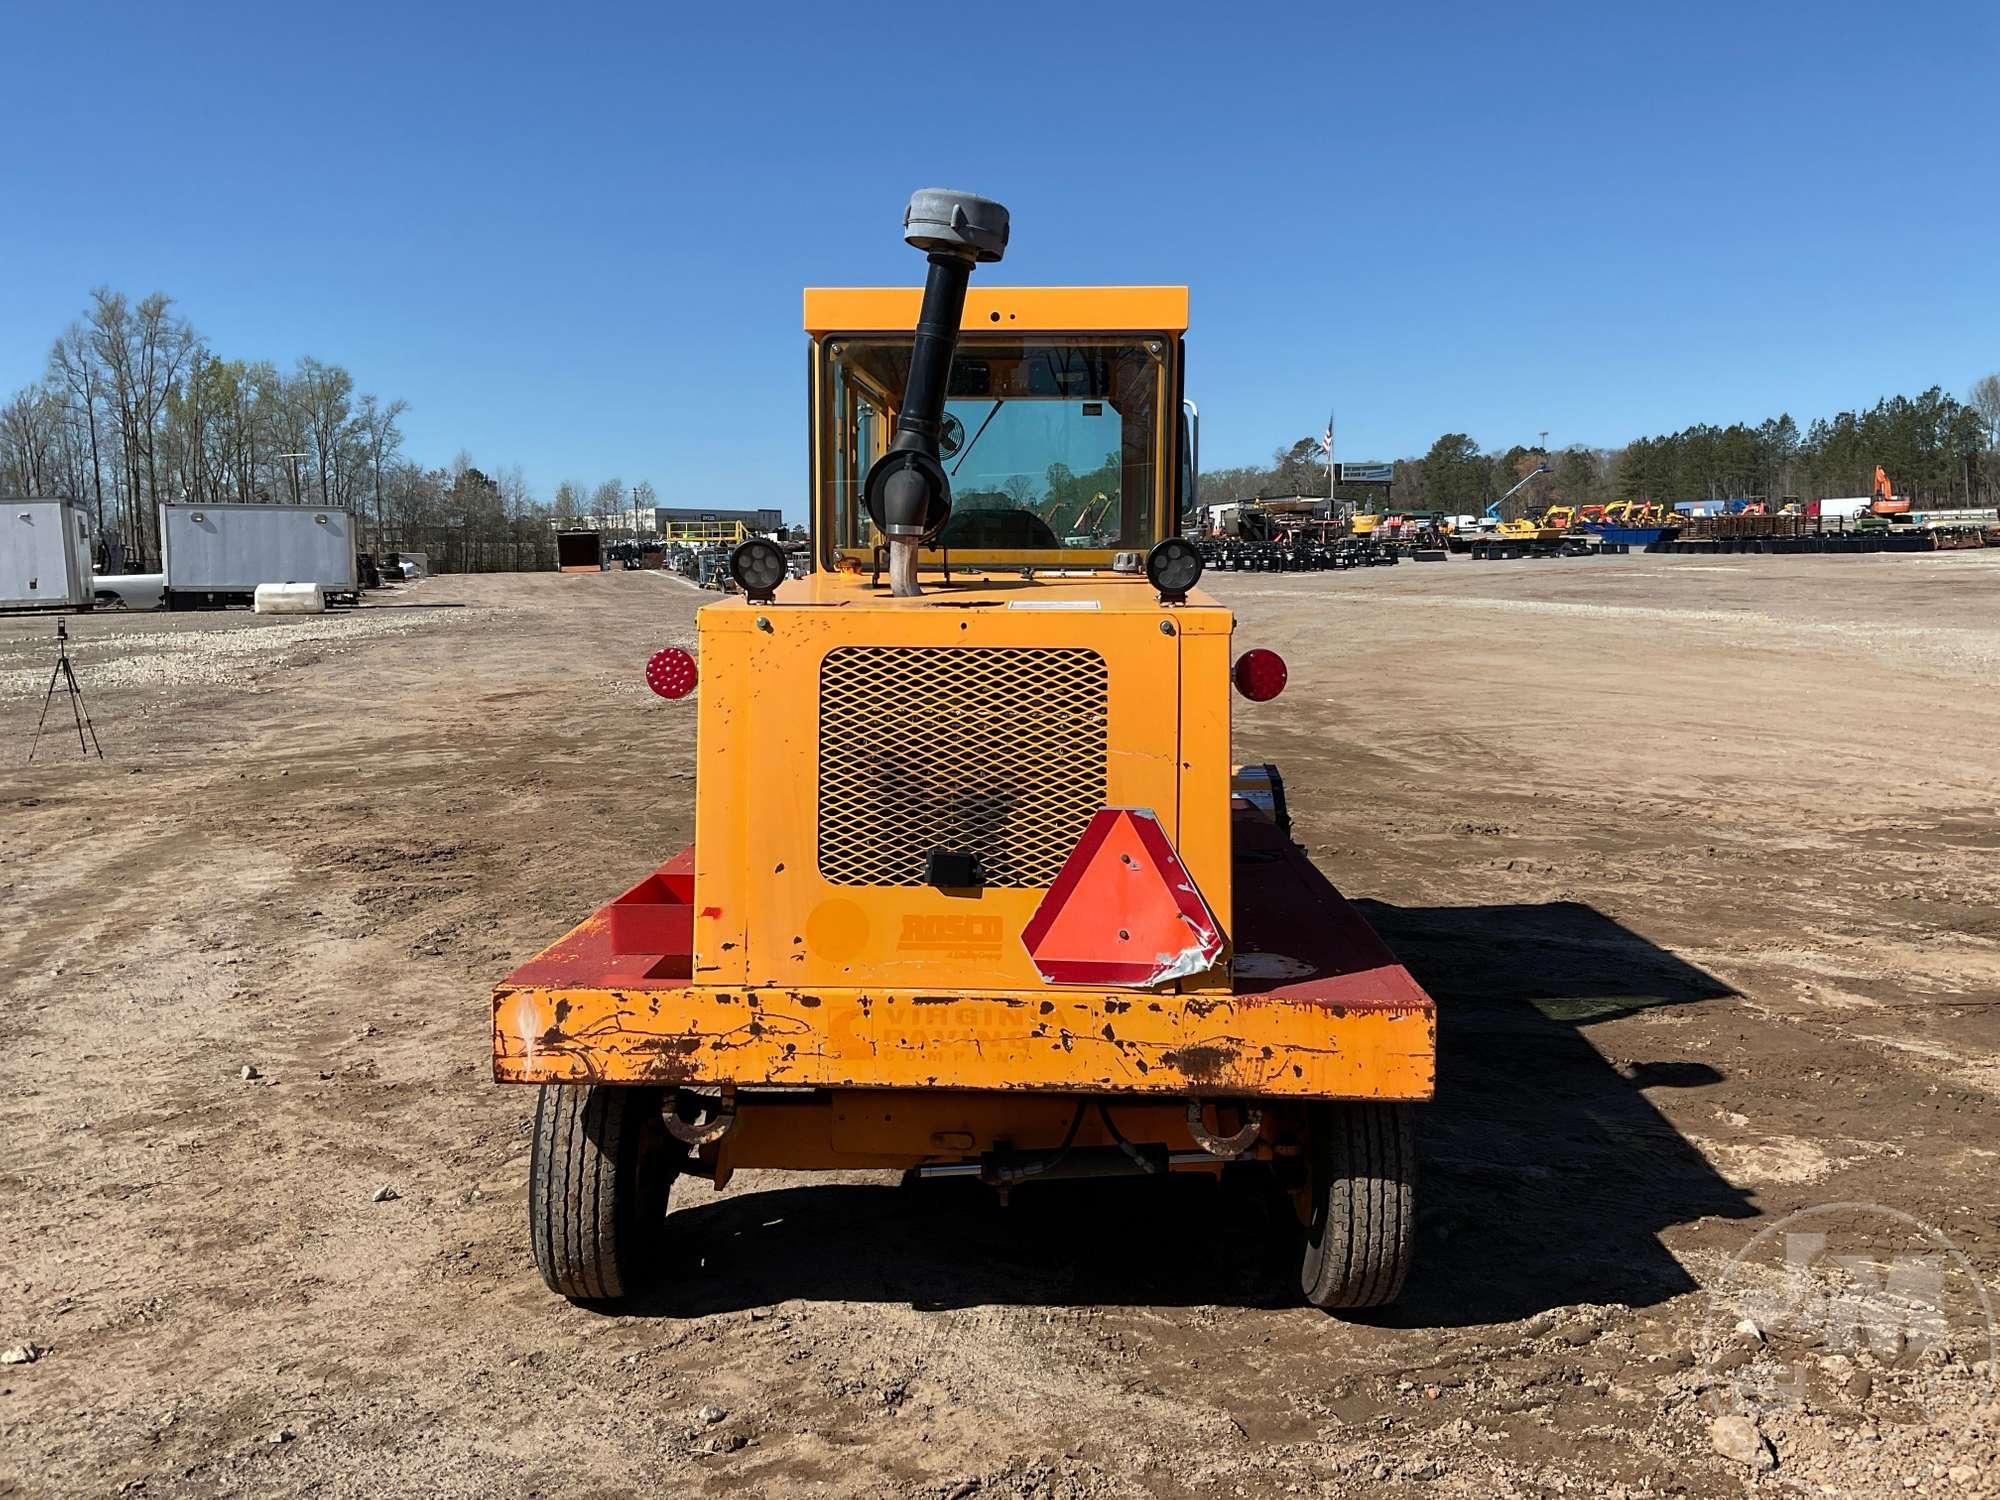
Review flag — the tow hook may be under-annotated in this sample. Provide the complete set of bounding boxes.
[663,1088,738,1147]
[1186,1100,1262,1158]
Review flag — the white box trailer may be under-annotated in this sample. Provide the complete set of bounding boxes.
[2,497,94,611]
[159,502,358,609]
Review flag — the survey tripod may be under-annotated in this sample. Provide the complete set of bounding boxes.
[28,616,103,763]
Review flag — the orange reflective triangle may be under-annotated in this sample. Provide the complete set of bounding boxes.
[1022,808,1223,987]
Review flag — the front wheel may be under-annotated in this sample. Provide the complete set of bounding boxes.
[529,1084,675,1305]
[1298,1101,1415,1311]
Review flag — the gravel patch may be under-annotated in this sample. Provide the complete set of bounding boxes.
[0,608,469,701]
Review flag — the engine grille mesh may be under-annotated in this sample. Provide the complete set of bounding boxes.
[817,646,1109,888]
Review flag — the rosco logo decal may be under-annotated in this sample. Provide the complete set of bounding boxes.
[897,914,1004,956]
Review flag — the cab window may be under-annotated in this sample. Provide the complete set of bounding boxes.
[820,336,1169,567]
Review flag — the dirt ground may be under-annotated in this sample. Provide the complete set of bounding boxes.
[3,553,1998,1499]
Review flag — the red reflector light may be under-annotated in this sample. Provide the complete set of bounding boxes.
[645,647,698,699]
[1233,648,1287,702]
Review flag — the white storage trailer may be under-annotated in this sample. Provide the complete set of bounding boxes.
[2,497,94,611]
[159,502,358,609]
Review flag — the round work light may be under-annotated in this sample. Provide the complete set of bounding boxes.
[1144,537,1204,601]
[728,538,788,600]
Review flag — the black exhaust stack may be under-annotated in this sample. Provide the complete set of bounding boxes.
[864,188,1009,596]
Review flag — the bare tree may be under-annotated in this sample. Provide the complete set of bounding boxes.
[268,368,315,503]
[164,347,251,507]
[132,293,197,521]
[1971,373,2000,448]
[84,290,140,550]
[18,283,566,572]
[358,393,408,544]
[244,360,286,499]
[47,325,109,532]
[499,464,534,517]
[83,288,196,563]
[47,384,102,510]
[590,478,624,530]
[0,385,59,493]
[292,356,367,509]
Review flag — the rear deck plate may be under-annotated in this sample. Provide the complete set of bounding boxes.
[492,802,1435,1100]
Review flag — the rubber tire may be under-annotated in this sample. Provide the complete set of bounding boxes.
[529,1084,674,1305]
[1299,1101,1415,1311]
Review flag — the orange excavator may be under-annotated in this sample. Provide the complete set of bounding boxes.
[1870,466,1909,515]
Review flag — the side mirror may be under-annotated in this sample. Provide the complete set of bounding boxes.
[1181,398,1200,516]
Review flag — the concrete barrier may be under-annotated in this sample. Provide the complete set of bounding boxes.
[253,582,326,614]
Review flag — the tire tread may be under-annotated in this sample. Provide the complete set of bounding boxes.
[1300,1101,1414,1311]
[529,1084,671,1305]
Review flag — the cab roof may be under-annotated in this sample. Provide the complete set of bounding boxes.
[803,286,1188,337]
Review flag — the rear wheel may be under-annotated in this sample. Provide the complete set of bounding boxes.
[1298,1101,1415,1311]
[529,1084,675,1305]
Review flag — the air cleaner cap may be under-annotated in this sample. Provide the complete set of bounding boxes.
[903,188,1010,263]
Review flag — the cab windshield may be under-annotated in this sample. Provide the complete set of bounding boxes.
[820,336,1167,566]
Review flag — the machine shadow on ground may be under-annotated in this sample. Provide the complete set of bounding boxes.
[1356,898,1753,1328]
[646,900,1752,1322]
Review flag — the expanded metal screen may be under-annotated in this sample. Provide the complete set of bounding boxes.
[817,646,1109,888]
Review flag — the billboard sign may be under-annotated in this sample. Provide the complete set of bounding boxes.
[1339,462,1395,484]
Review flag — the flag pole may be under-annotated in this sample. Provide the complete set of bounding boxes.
[1327,407,1336,515]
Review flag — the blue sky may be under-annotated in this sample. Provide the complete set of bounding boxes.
[3,0,1995,517]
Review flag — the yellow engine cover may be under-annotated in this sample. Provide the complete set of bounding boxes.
[690,569,1234,995]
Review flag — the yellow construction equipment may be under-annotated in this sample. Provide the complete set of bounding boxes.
[493,190,1435,1312]
[661,519,750,545]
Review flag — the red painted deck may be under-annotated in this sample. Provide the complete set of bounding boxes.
[502,808,1432,1020]
[1226,797,1432,1012]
